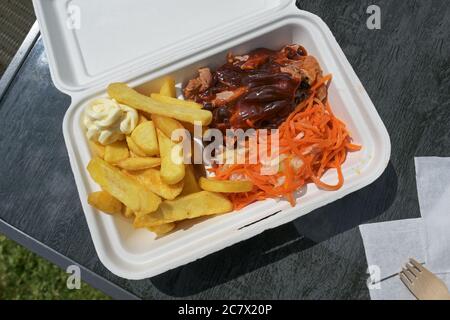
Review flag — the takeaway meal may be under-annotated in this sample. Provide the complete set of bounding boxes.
[83,44,361,236]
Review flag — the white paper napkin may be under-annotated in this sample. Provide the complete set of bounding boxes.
[369,268,450,300]
[360,157,450,300]
[360,219,426,281]
[415,157,450,273]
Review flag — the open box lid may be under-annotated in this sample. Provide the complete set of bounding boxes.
[32,0,295,94]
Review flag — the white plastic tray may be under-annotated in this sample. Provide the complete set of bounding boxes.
[33,0,390,279]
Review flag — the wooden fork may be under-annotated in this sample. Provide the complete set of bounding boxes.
[400,258,450,300]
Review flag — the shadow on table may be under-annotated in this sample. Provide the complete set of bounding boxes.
[151,162,398,297]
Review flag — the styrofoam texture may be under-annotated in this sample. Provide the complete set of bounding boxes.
[37,3,390,279]
[33,0,292,92]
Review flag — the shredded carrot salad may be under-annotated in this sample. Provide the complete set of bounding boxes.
[208,74,361,210]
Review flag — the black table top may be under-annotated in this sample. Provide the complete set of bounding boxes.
[0,0,449,299]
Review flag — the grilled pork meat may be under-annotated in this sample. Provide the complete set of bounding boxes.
[183,44,324,130]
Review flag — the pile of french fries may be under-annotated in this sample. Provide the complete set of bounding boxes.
[86,77,253,236]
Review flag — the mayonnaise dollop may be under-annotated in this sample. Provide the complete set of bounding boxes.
[83,98,138,145]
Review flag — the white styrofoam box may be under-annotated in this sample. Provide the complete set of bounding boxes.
[33,0,390,279]
[33,0,293,92]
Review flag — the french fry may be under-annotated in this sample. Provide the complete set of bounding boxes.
[131,121,159,156]
[155,82,201,140]
[87,157,161,216]
[88,191,123,215]
[88,140,105,159]
[180,164,201,196]
[147,223,176,236]
[104,140,129,164]
[138,113,148,124]
[182,121,206,136]
[126,135,147,157]
[157,128,185,185]
[199,177,253,193]
[134,191,233,227]
[159,76,176,98]
[151,93,203,110]
[116,157,161,171]
[129,168,184,200]
[107,83,212,125]
[152,114,185,142]
[122,206,135,219]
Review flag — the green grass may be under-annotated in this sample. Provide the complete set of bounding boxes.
[0,234,110,300]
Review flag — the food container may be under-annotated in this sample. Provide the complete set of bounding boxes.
[33,0,391,279]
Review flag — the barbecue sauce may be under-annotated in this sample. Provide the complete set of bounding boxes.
[187,46,313,131]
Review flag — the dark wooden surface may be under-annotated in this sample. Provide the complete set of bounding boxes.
[0,0,448,299]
